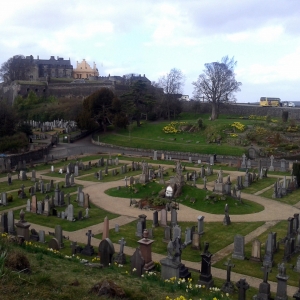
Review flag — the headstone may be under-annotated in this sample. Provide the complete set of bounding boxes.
[152,211,159,227]
[170,208,177,227]
[130,248,145,277]
[48,238,60,251]
[160,209,167,227]
[138,230,155,271]
[250,239,262,262]
[98,238,115,266]
[232,235,245,260]
[67,204,74,221]
[269,155,275,172]
[81,230,95,256]
[221,259,235,294]
[55,225,64,248]
[114,237,126,264]
[38,230,45,243]
[197,215,204,235]
[236,278,250,300]
[275,263,289,300]
[7,211,15,235]
[184,227,192,245]
[198,242,214,288]
[255,265,272,300]
[31,195,37,213]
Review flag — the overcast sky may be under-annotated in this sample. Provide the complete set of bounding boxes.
[1,0,300,103]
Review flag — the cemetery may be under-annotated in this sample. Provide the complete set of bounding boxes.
[1,151,300,299]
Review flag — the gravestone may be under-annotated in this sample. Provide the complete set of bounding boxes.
[275,263,289,300]
[198,242,214,288]
[236,278,250,300]
[99,238,115,267]
[130,248,145,277]
[197,215,205,235]
[138,230,155,271]
[263,232,274,268]
[255,265,272,300]
[7,211,15,235]
[55,225,64,248]
[232,235,245,260]
[160,209,167,227]
[172,225,181,241]
[38,230,45,243]
[170,208,177,227]
[184,227,192,245]
[136,220,143,238]
[163,226,171,243]
[250,239,262,262]
[48,238,60,251]
[152,211,159,227]
[114,237,126,264]
[81,230,95,256]
[67,204,74,221]
[221,259,235,294]
[191,232,201,250]
[31,195,37,213]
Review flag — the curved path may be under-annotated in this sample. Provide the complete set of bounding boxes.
[76,169,299,223]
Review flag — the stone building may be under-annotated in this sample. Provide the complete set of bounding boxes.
[23,55,73,80]
[73,59,99,79]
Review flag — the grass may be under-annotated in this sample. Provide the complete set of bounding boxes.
[240,177,277,194]
[213,220,300,287]
[16,200,119,231]
[0,182,81,212]
[105,183,264,215]
[0,178,50,194]
[260,185,300,205]
[94,220,264,263]
[0,235,250,300]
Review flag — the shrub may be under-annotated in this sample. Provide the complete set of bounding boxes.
[7,194,13,202]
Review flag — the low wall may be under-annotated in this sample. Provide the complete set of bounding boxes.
[182,102,300,119]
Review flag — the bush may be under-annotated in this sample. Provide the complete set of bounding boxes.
[197,118,205,129]
[7,194,13,202]
[5,250,30,272]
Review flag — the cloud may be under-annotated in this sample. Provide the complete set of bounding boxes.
[244,46,300,84]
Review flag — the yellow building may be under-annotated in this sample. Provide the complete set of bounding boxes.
[73,59,99,79]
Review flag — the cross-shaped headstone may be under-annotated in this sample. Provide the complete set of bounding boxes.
[236,278,250,300]
[86,230,94,247]
[224,259,235,283]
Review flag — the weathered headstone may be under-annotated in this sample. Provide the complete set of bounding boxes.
[98,238,115,266]
[232,234,245,260]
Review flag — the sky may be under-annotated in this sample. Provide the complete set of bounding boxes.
[1,0,300,103]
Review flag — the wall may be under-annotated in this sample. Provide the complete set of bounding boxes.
[182,102,300,119]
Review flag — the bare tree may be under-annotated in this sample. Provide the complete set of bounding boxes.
[0,55,34,82]
[158,68,185,120]
[192,56,242,120]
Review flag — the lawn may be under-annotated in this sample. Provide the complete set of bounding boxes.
[0,178,51,194]
[260,185,300,205]
[105,183,264,215]
[0,182,82,212]
[94,220,265,263]
[16,200,119,231]
[0,234,259,300]
[213,220,300,287]
[240,177,277,194]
